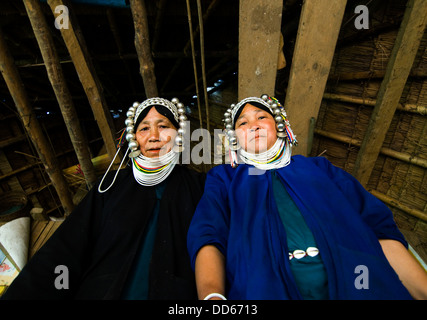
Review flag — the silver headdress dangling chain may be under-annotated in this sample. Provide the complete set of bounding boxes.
[98,97,187,192]
[222,94,298,170]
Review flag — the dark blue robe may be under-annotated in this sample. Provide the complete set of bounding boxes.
[187,155,412,299]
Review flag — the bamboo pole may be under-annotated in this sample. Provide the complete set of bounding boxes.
[47,0,118,164]
[314,128,427,169]
[160,0,221,93]
[0,27,74,215]
[185,0,203,130]
[369,189,427,223]
[323,93,427,115]
[352,0,427,186]
[24,0,97,189]
[196,0,210,133]
[129,0,158,98]
[328,70,427,81]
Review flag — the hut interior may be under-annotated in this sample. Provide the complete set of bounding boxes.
[0,0,426,296]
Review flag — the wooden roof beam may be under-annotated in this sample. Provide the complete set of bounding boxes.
[129,0,158,98]
[24,0,97,189]
[238,0,283,99]
[284,0,347,156]
[0,26,74,215]
[352,0,427,187]
[46,0,118,164]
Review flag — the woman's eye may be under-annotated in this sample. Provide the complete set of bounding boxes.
[237,121,247,127]
[139,127,149,131]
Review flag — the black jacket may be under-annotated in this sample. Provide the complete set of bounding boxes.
[3,165,205,300]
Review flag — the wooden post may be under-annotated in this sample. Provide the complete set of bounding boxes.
[24,0,97,189]
[284,0,346,156]
[238,0,283,100]
[352,0,427,186]
[0,27,74,215]
[129,0,158,98]
[47,0,118,164]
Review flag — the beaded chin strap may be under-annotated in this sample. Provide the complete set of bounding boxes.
[223,94,298,168]
[98,97,187,192]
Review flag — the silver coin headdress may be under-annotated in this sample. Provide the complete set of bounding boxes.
[124,97,187,158]
[223,94,297,167]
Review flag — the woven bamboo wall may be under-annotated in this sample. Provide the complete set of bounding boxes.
[311,1,427,263]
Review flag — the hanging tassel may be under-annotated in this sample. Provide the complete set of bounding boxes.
[116,128,127,149]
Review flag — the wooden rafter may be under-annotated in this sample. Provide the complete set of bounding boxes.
[47,0,118,164]
[238,0,283,100]
[0,27,74,215]
[352,0,427,187]
[24,0,97,189]
[129,0,158,98]
[284,0,347,156]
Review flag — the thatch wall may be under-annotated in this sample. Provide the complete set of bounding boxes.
[311,1,427,263]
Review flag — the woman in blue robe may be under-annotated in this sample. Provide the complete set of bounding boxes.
[187,95,427,300]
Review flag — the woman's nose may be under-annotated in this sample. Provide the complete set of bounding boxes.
[249,122,260,132]
[148,127,160,141]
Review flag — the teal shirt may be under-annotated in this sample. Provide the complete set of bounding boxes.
[271,170,329,300]
[121,181,167,300]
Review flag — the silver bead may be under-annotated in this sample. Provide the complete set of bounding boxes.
[225,124,233,130]
[179,121,187,128]
[173,145,184,153]
[224,118,232,124]
[224,112,230,118]
[178,128,186,135]
[126,133,136,141]
[227,108,232,113]
[175,135,183,146]
[229,136,237,145]
[132,102,139,108]
[126,126,134,133]
[226,129,235,137]
[230,104,235,109]
[129,149,141,158]
[128,140,138,150]
[177,102,184,109]
[276,122,285,132]
[179,114,187,121]
[261,94,268,101]
[230,143,240,151]
[177,107,185,114]
[277,131,287,138]
[275,115,283,123]
[126,110,134,118]
[273,108,281,115]
[128,106,135,112]
[125,118,133,126]
[171,97,179,104]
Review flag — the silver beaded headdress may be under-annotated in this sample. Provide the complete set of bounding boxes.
[98,97,187,193]
[223,94,297,168]
[124,97,187,158]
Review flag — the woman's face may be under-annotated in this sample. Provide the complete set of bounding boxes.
[234,103,277,154]
[135,107,177,158]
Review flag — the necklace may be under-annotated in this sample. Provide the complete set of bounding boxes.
[239,138,292,170]
[132,149,179,186]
